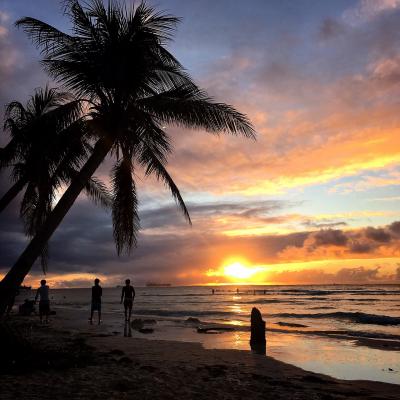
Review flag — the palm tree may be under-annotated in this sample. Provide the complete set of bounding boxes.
[0,87,81,214]
[0,86,111,269]
[0,0,255,315]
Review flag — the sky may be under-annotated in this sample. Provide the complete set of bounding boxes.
[1,0,400,287]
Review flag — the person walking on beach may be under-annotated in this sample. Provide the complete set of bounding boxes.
[35,280,50,324]
[90,278,102,325]
[120,279,135,322]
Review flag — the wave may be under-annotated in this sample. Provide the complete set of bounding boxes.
[131,308,235,318]
[272,311,400,326]
[241,299,290,304]
[139,289,400,297]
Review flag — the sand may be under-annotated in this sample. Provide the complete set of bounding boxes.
[1,310,399,400]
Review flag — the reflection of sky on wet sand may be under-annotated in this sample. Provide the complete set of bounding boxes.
[201,332,400,385]
[121,319,399,384]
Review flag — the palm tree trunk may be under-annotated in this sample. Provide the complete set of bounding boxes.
[0,138,113,316]
[0,178,27,213]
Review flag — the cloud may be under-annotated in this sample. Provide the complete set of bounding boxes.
[365,227,392,243]
[162,9,400,196]
[318,18,346,40]
[0,6,48,145]
[343,0,400,26]
[266,265,399,285]
[314,229,348,247]
[278,222,400,262]
[330,169,400,194]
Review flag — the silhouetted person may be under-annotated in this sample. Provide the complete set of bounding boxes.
[120,279,135,321]
[35,280,50,324]
[90,278,102,325]
[250,307,266,355]
[212,289,215,295]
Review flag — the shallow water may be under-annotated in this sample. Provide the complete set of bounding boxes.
[18,284,400,384]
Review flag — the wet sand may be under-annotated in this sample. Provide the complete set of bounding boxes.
[1,309,399,399]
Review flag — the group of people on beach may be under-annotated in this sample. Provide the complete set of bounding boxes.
[31,278,135,325]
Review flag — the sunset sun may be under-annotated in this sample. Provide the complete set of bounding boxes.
[224,262,258,280]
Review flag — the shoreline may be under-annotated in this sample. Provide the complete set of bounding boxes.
[40,306,400,350]
[1,310,399,399]
[7,305,400,383]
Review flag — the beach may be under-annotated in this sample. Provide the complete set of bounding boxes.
[1,308,399,400]
[9,285,400,383]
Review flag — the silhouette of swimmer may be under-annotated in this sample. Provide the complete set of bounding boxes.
[121,279,135,322]
[90,278,102,325]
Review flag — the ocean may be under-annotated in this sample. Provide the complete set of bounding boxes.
[18,284,400,384]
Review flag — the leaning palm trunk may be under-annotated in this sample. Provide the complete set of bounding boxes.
[0,177,27,213]
[0,137,113,315]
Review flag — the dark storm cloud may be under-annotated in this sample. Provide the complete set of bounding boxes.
[348,240,373,254]
[140,199,290,229]
[364,227,391,243]
[389,221,400,235]
[279,222,400,260]
[318,18,346,40]
[314,229,348,247]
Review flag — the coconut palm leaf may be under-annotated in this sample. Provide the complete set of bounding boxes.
[111,157,140,255]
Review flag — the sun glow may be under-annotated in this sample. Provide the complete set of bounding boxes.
[223,262,258,280]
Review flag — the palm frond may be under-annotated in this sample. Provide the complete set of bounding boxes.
[84,176,112,209]
[15,17,74,56]
[138,140,191,224]
[138,83,256,138]
[40,244,49,274]
[111,157,140,255]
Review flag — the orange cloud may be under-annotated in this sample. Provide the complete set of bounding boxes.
[162,55,400,196]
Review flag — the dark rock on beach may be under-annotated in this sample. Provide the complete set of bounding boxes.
[276,321,308,328]
[185,317,201,324]
[139,328,154,334]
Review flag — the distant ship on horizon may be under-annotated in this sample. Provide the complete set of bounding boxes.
[146,282,171,287]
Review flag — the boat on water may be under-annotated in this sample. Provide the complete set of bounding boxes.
[146,283,171,287]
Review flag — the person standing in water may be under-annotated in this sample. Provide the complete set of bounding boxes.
[120,279,135,322]
[35,279,50,324]
[90,278,102,325]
